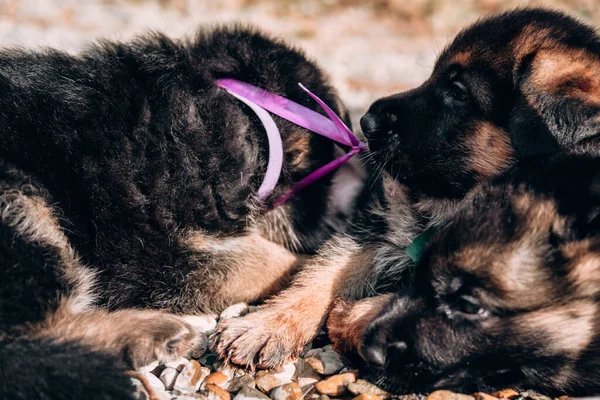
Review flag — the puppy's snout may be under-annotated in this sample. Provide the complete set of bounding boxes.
[360,112,381,136]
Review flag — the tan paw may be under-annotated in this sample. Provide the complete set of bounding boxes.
[97,310,208,369]
[212,310,306,369]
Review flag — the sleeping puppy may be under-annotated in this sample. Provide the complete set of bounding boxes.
[215,8,600,371]
[0,26,361,399]
[359,154,600,395]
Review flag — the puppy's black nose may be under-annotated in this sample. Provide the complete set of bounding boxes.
[360,340,407,366]
[360,342,387,366]
[360,113,381,135]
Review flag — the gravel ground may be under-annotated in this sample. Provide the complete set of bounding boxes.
[130,303,560,400]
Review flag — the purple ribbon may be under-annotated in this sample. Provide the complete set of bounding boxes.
[215,78,367,206]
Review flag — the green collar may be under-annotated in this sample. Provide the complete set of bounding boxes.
[404,226,437,265]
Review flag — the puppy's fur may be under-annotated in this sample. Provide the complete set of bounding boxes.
[0,26,359,399]
[214,8,600,379]
[361,154,600,395]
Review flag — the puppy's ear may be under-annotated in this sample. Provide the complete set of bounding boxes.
[510,48,600,157]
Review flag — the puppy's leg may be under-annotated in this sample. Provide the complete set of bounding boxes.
[213,236,375,369]
[180,231,306,313]
[327,294,395,355]
[0,169,204,370]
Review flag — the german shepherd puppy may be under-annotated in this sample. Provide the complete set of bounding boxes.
[360,154,600,395]
[215,8,600,378]
[0,26,360,399]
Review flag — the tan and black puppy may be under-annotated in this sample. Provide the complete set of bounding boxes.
[215,8,600,371]
[359,154,600,394]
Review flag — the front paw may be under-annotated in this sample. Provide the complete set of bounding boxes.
[212,310,306,369]
[118,312,208,369]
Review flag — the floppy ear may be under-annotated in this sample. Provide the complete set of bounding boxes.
[509,48,600,157]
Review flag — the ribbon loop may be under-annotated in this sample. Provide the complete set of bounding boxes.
[216,78,367,205]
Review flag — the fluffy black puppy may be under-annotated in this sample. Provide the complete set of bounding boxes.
[0,26,360,399]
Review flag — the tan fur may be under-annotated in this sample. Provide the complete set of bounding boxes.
[466,122,515,183]
[184,230,304,312]
[0,190,95,313]
[327,294,394,354]
[514,301,596,355]
[33,302,204,369]
[213,236,380,368]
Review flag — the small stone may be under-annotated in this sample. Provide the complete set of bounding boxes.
[304,347,345,375]
[227,375,256,392]
[177,394,208,400]
[318,396,330,400]
[314,372,358,396]
[204,372,230,388]
[165,357,191,372]
[474,394,500,400]
[184,315,219,333]
[255,363,296,393]
[248,306,260,313]
[295,359,320,390]
[519,392,552,400]
[140,371,166,391]
[174,360,209,393]
[234,386,271,400]
[427,391,475,400]
[138,360,161,373]
[493,390,519,399]
[220,303,249,320]
[270,383,302,400]
[353,395,383,400]
[159,367,179,390]
[205,383,232,400]
[219,365,248,380]
[347,379,389,398]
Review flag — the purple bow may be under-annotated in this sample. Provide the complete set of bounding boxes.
[216,78,367,206]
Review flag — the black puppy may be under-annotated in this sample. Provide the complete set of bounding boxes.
[0,26,361,399]
[361,154,600,395]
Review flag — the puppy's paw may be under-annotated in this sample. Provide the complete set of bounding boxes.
[113,311,208,369]
[212,310,305,369]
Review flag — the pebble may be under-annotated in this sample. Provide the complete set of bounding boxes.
[353,394,383,400]
[234,386,271,400]
[255,363,296,393]
[220,303,249,320]
[227,376,257,392]
[138,360,161,373]
[427,391,475,400]
[159,367,180,390]
[314,372,358,396]
[140,371,166,391]
[347,379,389,398]
[206,383,232,400]
[204,372,230,388]
[184,314,219,334]
[493,390,519,399]
[295,359,321,390]
[219,365,248,380]
[270,383,302,400]
[177,394,208,400]
[173,360,208,393]
[474,394,499,400]
[517,392,552,400]
[166,357,192,372]
[304,347,346,375]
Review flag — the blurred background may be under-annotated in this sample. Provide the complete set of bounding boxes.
[0,0,597,122]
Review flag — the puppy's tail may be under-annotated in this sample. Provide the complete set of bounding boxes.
[0,337,134,400]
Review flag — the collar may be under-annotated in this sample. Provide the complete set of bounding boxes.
[215,78,367,206]
[404,226,438,265]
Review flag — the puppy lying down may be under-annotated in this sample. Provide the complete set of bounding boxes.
[0,25,365,399]
[359,154,600,396]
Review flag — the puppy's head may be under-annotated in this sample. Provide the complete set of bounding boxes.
[361,155,600,395]
[362,8,600,202]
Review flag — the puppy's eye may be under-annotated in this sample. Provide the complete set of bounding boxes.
[457,296,487,316]
[450,80,469,101]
